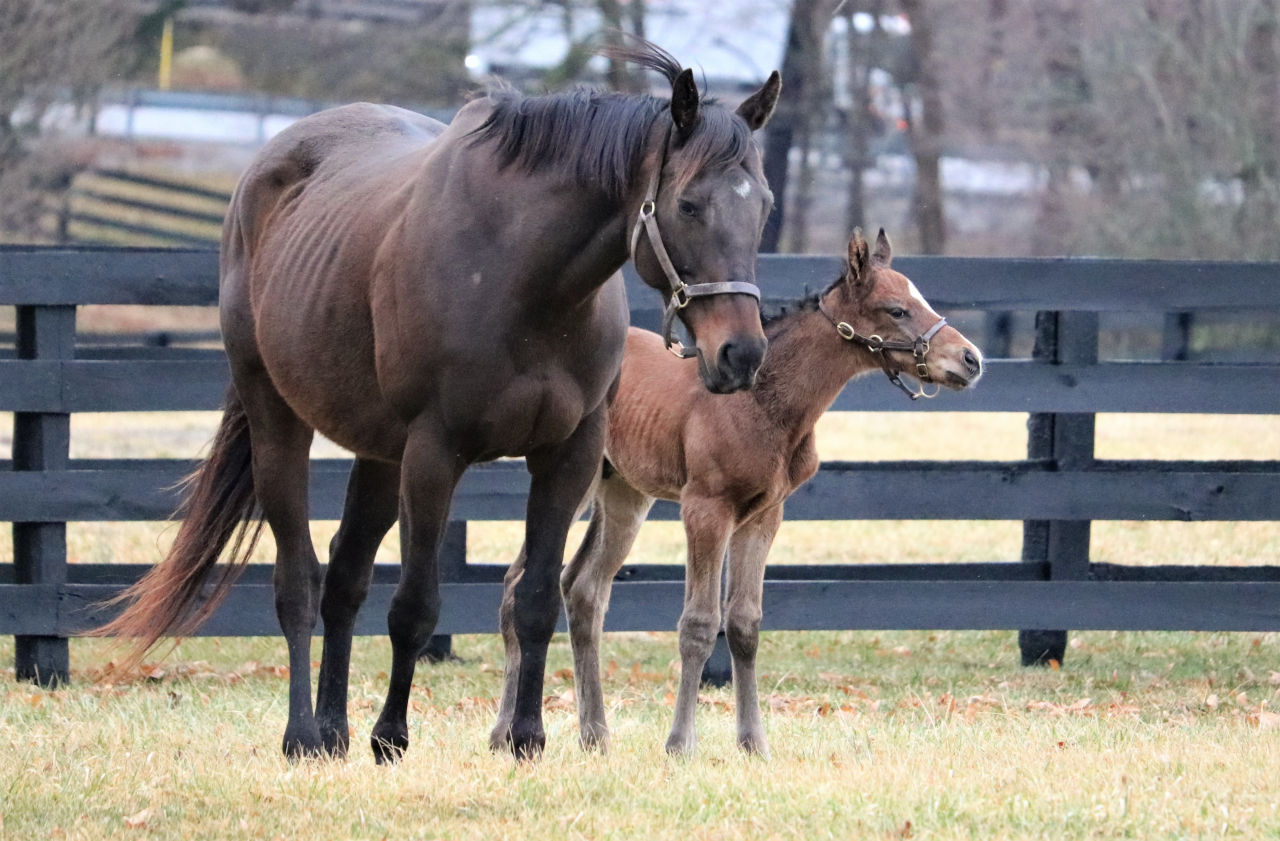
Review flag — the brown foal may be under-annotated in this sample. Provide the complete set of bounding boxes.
[549,228,983,756]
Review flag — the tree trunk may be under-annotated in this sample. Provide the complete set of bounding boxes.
[1030,0,1091,256]
[899,0,947,254]
[761,0,834,253]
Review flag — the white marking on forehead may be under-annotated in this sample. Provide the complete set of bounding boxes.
[732,178,752,199]
[906,279,930,308]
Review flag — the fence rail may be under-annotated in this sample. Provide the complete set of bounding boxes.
[2,247,1279,684]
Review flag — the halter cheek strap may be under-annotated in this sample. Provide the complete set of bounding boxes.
[819,300,948,401]
[630,168,762,359]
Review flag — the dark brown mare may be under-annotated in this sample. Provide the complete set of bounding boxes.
[504,228,982,756]
[95,41,782,762]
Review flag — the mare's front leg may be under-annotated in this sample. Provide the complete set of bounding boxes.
[506,406,608,759]
[666,496,734,756]
[724,504,783,757]
[314,458,400,757]
[370,422,466,763]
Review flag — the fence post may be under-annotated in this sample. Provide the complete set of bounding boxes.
[1019,309,1097,666]
[419,521,466,663]
[13,304,75,687]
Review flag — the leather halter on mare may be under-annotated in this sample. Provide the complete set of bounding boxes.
[629,132,762,359]
[818,299,948,400]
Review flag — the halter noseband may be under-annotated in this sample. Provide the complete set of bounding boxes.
[818,299,948,400]
[629,138,761,359]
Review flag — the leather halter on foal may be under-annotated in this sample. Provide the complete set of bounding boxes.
[818,300,948,400]
[629,142,761,359]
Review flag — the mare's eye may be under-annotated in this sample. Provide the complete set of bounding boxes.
[888,307,908,320]
[677,199,699,218]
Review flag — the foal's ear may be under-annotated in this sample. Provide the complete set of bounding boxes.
[872,227,892,267]
[736,71,782,132]
[671,68,700,138]
[846,227,873,294]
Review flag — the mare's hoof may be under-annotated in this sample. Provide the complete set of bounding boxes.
[507,721,545,761]
[319,725,350,760]
[282,724,325,762]
[370,729,408,765]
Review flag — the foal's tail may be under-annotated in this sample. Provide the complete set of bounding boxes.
[92,387,263,672]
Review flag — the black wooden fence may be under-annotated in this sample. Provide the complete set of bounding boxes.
[3,247,1279,686]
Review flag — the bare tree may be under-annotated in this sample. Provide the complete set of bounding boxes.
[761,0,837,252]
[898,0,946,253]
[0,0,139,240]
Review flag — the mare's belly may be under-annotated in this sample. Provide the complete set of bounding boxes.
[462,373,589,459]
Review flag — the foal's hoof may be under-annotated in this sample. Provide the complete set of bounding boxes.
[578,725,611,754]
[737,734,770,758]
[665,732,696,757]
[488,722,513,753]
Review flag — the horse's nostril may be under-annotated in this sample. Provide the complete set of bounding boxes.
[963,348,981,373]
[721,339,766,377]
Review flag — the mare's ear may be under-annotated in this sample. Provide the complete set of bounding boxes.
[736,71,781,131]
[846,227,873,297]
[671,68,700,138]
[871,227,892,267]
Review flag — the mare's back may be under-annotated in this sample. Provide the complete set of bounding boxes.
[227,103,449,265]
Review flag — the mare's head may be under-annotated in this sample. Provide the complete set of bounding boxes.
[823,228,982,395]
[619,43,781,393]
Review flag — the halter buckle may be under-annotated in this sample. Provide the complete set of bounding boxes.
[670,283,691,309]
[835,321,856,341]
[866,334,885,352]
[639,199,656,220]
[916,361,931,380]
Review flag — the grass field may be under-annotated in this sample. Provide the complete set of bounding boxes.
[3,411,1280,839]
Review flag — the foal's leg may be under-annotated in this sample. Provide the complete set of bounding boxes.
[724,504,783,757]
[488,543,525,751]
[236,371,322,759]
[506,407,608,759]
[666,496,734,756]
[314,457,400,757]
[561,473,653,752]
[370,423,466,763]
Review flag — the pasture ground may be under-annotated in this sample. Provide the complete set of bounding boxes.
[2,412,1279,839]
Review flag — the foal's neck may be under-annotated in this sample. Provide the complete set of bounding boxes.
[753,296,882,438]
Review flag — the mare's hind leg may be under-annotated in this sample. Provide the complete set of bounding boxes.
[315,457,400,757]
[724,504,783,757]
[506,406,608,758]
[560,472,653,751]
[666,495,734,756]
[370,423,466,763]
[235,369,322,759]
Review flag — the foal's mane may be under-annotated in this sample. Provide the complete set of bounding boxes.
[468,40,756,200]
[761,274,845,340]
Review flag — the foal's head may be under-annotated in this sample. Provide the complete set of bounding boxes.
[621,44,781,393]
[822,228,982,395]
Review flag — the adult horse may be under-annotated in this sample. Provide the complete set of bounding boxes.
[96,41,781,762]
[522,228,982,756]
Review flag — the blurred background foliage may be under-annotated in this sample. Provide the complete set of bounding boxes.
[1,0,1277,260]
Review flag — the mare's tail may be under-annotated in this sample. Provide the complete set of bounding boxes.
[91,387,263,670]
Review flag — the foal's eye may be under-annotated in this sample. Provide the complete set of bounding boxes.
[677,199,699,218]
[887,307,908,320]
